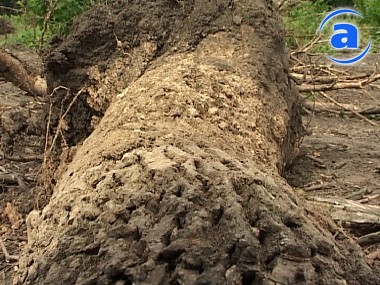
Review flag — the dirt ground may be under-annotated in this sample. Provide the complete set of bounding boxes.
[1,1,380,284]
[287,93,380,203]
[0,46,44,284]
[286,55,380,207]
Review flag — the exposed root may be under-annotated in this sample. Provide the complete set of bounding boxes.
[0,51,46,97]
[0,235,19,263]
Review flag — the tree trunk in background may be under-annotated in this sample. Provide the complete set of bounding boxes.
[14,1,380,284]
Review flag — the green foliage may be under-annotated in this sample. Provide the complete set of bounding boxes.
[0,15,44,47]
[354,0,380,26]
[1,0,111,48]
[283,0,380,53]
[351,0,380,51]
[283,0,331,50]
[21,0,92,36]
[327,0,355,7]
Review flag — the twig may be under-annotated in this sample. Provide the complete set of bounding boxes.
[361,89,380,106]
[0,5,20,13]
[303,100,349,114]
[297,72,380,92]
[303,99,380,116]
[291,64,349,76]
[0,173,28,191]
[2,235,27,242]
[343,188,370,200]
[304,182,333,192]
[0,235,19,262]
[333,161,347,170]
[291,34,323,55]
[46,87,84,157]
[366,249,380,261]
[39,0,61,49]
[4,155,43,162]
[37,86,73,191]
[278,0,305,14]
[319,91,379,127]
[306,154,324,165]
[359,107,380,115]
[358,194,380,204]
[292,73,369,84]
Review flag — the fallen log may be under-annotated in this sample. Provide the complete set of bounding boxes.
[357,231,380,247]
[307,196,380,230]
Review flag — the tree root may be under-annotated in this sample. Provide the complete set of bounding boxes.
[0,51,46,97]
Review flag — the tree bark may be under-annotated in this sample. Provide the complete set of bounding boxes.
[14,1,380,285]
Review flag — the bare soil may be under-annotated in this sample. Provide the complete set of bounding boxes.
[0,47,44,285]
[286,54,380,208]
[287,98,380,203]
[0,1,380,285]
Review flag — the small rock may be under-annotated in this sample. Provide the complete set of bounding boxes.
[233,15,243,26]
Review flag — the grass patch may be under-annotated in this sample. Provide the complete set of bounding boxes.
[0,15,47,47]
[1,0,112,48]
[283,0,380,54]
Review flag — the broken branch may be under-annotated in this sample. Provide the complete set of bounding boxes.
[0,236,19,262]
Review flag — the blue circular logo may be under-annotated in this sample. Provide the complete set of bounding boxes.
[318,9,371,65]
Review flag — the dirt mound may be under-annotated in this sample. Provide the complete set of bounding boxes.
[10,1,380,285]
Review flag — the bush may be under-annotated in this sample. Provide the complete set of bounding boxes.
[0,0,111,47]
[283,0,380,52]
[353,0,380,26]
[23,0,96,36]
[283,0,331,49]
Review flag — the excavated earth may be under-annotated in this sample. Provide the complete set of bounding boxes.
[0,1,380,285]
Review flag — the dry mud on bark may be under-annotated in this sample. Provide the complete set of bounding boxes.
[16,146,380,285]
[43,0,301,157]
[8,1,380,285]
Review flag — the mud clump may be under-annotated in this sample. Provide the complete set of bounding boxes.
[13,1,380,285]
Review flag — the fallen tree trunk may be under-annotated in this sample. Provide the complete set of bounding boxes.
[14,1,380,285]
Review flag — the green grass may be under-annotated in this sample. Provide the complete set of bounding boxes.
[2,0,379,54]
[0,15,47,47]
[283,0,380,54]
[1,0,112,48]
[283,0,330,51]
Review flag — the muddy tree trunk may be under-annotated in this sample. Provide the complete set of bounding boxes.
[15,1,379,285]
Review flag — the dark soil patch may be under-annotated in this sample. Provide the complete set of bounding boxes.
[0,47,44,285]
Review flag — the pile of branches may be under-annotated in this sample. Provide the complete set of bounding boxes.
[290,37,380,127]
[288,37,380,260]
